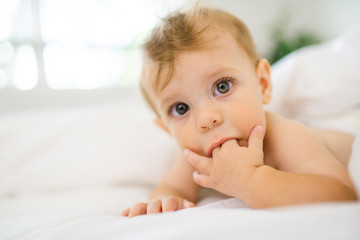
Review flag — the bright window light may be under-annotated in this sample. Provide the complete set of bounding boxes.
[1,0,187,90]
[14,44,38,90]
[0,0,20,41]
[39,0,164,89]
[39,0,159,47]
[0,41,14,63]
[44,43,126,89]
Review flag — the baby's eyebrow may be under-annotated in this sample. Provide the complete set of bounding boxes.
[200,67,239,84]
[160,94,175,112]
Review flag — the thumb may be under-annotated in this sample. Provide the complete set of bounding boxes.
[248,125,265,150]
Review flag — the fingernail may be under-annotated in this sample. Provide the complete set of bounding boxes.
[256,125,264,132]
[183,149,189,156]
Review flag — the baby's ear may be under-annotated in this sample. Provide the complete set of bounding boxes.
[256,58,272,104]
[154,118,170,134]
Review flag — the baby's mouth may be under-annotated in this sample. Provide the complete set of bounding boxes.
[237,139,248,147]
[208,138,248,157]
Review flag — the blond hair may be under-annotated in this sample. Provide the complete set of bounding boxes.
[140,4,259,114]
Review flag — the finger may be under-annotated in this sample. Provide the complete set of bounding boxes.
[193,171,212,188]
[162,198,179,212]
[121,208,130,217]
[213,139,239,156]
[212,145,219,156]
[147,199,162,214]
[184,149,211,174]
[128,202,147,217]
[248,125,265,150]
[219,138,239,149]
[183,200,196,209]
[238,139,248,147]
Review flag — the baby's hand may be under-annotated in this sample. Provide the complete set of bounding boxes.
[121,196,195,217]
[184,125,265,199]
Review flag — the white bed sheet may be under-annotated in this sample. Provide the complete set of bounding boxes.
[2,201,360,240]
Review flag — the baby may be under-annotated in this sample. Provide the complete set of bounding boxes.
[122,4,357,217]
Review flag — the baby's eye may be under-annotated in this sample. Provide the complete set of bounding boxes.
[213,78,233,96]
[170,102,189,116]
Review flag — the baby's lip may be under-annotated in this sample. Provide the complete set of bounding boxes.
[207,137,236,157]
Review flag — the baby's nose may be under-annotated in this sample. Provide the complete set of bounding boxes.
[197,108,223,131]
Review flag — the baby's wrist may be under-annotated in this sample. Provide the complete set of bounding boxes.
[241,165,269,204]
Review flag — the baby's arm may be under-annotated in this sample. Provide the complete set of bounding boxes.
[121,152,199,217]
[185,117,357,208]
[246,117,357,208]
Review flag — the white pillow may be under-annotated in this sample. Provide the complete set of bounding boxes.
[267,23,360,125]
[349,135,360,197]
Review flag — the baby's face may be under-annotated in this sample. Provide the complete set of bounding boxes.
[152,32,272,157]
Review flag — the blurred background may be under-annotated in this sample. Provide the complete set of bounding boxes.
[0,0,359,91]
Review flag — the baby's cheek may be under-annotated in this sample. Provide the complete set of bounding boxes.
[173,134,189,150]
[176,137,203,155]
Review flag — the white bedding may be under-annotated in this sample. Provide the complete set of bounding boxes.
[1,201,360,240]
[1,25,360,239]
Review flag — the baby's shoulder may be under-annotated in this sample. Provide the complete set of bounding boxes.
[263,112,315,167]
[265,111,307,136]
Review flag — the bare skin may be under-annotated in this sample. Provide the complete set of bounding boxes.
[312,129,355,166]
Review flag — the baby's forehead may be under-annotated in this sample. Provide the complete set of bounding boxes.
[144,31,253,99]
